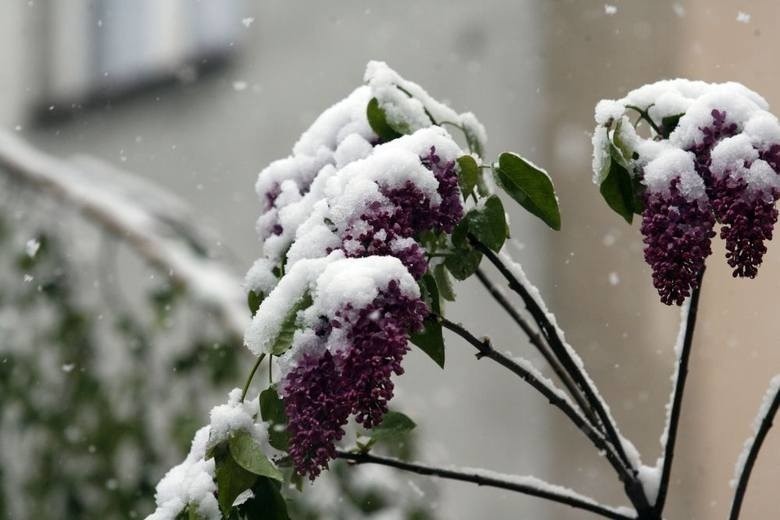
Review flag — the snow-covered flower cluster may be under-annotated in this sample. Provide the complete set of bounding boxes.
[247,255,427,478]
[593,80,780,304]
[242,62,486,479]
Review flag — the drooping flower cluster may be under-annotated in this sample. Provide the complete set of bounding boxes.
[245,255,426,478]
[241,62,485,480]
[593,80,780,304]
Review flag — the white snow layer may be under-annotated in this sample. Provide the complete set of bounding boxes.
[146,427,219,520]
[147,390,272,520]
[730,374,780,488]
[244,253,419,359]
[250,61,483,297]
[592,79,780,198]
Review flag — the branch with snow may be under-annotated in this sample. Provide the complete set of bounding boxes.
[728,375,780,520]
[336,450,635,520]
[0,130,249,338]
[651,278,703,513]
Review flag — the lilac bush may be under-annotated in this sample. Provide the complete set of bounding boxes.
[147,66,780,520]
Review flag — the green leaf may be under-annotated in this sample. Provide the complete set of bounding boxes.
[259,386,289,451]
[239,477,290,520]
[599,145,636,224]
[367,98,403,142]
[444,250,482,281]
[228,431,283,481]
[269,291,313,355]
[456,155,480,197]
[410,274,445,368]
[369,411,416,443]
[433,263,455,301]
[247,290,263,315]
[464,195,508,253]
[661,113,684,139]
[215,452,257,516]
[494,152,561,230]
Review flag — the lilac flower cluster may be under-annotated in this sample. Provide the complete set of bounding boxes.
[281,280,428,479]
[341,147,463,278]
[640,109,780,304]
[640,178,716,305]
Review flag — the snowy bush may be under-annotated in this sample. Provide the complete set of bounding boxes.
[0,138,435,520]
[18,61,773,520]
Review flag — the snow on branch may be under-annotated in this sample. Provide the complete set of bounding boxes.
[729,375,780,520]
[0,129,249,337]
[336,450,636,520]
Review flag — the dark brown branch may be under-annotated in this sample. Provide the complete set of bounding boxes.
[470,237,636,474]
[653,273,703,514]
[335,450,635,520]
[728,379,780,520]
[440,317,637,491]
[474,267,599,428]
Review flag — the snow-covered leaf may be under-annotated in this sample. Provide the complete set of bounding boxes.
[367,97,403,142]
[228,431,283,481]
[269,291,312,355]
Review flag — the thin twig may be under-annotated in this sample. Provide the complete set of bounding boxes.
[440,317,636,489]
[240,353,266,402]
[474,267,599,427]
[335,450,634,520]
[728,378,780,520]
[470,237,635,474]
[653,273,704,514]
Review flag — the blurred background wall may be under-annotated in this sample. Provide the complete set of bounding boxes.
[1,1,779,518]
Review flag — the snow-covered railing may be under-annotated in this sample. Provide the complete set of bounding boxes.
[0,130,249,338]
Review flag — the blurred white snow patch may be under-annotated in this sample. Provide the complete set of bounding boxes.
[604,4,617,16]
[737,11,751,23]
[232,81,248,91]
[672,3,686,17]
[241,17,254,28]
[25,238,40,257]
[608,272,620,286]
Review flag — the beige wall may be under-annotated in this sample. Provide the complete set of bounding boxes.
[541,1,780,518]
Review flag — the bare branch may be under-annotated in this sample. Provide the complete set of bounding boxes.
[336,450,635,520]
[728,375,780,520]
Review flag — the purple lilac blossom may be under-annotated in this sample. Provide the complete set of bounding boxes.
[340,146,463,278]
[282,280,427,479]
[640,178,716,305]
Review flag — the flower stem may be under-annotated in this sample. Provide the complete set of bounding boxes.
[653,271,704,514]
[240,353,266,402]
